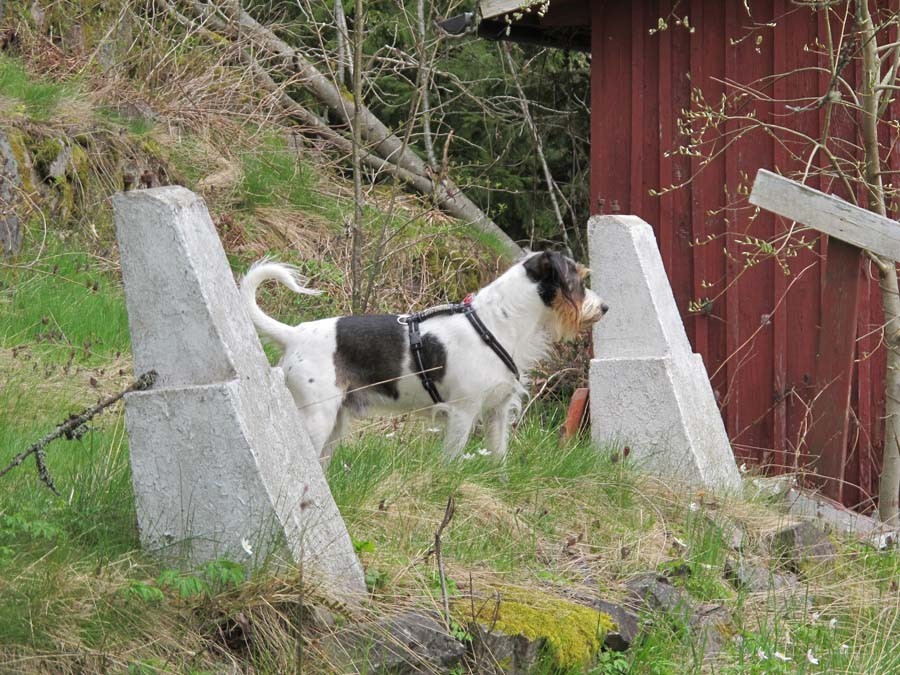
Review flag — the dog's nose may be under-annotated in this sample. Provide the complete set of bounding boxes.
[601,303,610,315]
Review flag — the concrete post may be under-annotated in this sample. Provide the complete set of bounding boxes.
[113,187,365,596]
[588,215,741,492]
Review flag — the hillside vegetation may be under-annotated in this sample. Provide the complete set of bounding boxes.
[2,2,900,674]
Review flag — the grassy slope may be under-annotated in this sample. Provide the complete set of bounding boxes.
[2,37,900,675]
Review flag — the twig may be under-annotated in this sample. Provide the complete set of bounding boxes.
[434,494,456,631]
[0,371,158,492]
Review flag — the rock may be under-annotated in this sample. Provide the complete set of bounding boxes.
[625,573,691,622]
[724,556,798,593]
[561,592,643,652]
[690,603,734,657]
[461,589,614,672]
[770,521,836,567]
[335,610,466,674]
[471,624,547,675]
[624,573,734,657]
[592,599,641,652]
[47,141,72,181]
[786,487,900,549]
[0,131,22,256]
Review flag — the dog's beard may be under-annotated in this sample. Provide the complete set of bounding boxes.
[550,294,583,341]
[548,291,604,341]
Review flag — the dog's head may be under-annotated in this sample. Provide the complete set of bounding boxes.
[523,250,608,341]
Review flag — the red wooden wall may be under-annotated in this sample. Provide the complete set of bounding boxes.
[589,0,900,510]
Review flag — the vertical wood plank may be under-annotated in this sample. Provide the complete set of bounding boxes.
[723,0,743,451]
[657,0,674,267]
[590,2,632,215]
[771,0,789,472]
[808,240,863,502]
[688,0,709,364]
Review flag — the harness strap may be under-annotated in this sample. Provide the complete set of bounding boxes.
[404,298,519,405]
[408,315,444,404]
[462,305,520,379]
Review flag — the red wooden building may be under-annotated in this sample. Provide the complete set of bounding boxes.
[473,0,900,510]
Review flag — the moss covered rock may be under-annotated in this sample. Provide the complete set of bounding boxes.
[454,588,615,672]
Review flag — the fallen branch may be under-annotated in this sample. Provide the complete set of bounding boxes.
[433,494,456,631]
[0,371,158,493]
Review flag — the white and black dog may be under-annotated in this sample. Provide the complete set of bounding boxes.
[240,251,607,463]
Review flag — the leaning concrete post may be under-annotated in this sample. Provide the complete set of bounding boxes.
[588,215,741,492]
[113,187,365,596]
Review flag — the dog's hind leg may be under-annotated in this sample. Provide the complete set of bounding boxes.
[300,398,343,464]
[320,408,351,466]
[441,408,477,460]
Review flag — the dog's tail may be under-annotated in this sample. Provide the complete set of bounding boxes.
[240,259,321,350]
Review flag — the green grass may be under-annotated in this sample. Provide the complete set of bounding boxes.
[0,246,130,362]
[0,55,72,121]
[238,132,326,213]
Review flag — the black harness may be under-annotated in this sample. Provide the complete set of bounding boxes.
[401,296,519,405]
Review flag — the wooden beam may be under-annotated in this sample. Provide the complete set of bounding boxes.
[806,239,862,502]
[480,0,537,19]
[749,169,900,261]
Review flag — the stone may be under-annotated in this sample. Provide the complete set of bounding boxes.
[624,573,691,622]
[625,573,733,658]
[0,131,22,256]
[332,610,466,674]
[471,624,547,674]
[769,521,836,566]
[690,603,734,657]
[724,556,798,593]
[113,186,364,596]
[588,215,741,492]
[590,599,641,652]
[786,487,900,549]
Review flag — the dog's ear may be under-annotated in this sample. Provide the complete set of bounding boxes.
[576,264,590,280]
[523,250,560,284]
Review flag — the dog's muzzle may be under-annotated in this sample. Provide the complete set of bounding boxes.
[581,291,608,326]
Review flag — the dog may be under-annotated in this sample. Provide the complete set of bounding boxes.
[240,250,607,463]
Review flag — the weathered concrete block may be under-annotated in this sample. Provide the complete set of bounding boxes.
[589,215,740,492]
[113,187,364,595]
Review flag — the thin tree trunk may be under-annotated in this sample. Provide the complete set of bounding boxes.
[416,0,437,169]
[350,0,364,314]
[858,1,900,524]
[334,0,349,87]
[502,43,570,254]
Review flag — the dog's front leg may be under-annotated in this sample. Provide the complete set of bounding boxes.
[485,398,516,461]
[442,408,477,460]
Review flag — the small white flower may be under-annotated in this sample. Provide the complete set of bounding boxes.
[839,643,849,654]
[462,452,475,460]
[342,462,350,473]
[477,447,490,456]
[806,649,819,665]
[757,648,768,661]
[385,432,395,438]
[773,651,791,662]
[689,502,700,512]
[829,617,838,630]
[426,427,441,434]
[241,538,254,557]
